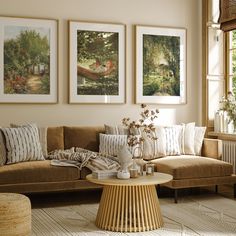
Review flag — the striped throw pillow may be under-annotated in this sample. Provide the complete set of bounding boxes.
[142,126,166,160]
[99,134,128,156]
[10,123,48,157]
[1,124,44,164]
[165,126,181,156]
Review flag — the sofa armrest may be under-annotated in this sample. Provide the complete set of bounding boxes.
[201,138,222,160]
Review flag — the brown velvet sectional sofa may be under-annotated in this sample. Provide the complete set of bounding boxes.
[0,126,235,203]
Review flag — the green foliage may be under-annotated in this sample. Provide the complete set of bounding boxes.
[232,30,236,49]
[4,29,49,79]
[232,76,236,96]
[220,92,236,128]
[143,34,180,96]
[231,31,236,96]
[41,75,50,94]
[143,75,160,95]
[77,76,118,95]
[77,30,118,65]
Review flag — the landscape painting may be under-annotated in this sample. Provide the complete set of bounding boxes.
[0,17,58,103]
[136,26,186,104]
[143,34,180,97]
[77,30,118,96]
[69,21,125,104]
[4,25,50,95]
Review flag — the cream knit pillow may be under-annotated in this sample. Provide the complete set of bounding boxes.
[183,122,196,155]
[194,126,206,155]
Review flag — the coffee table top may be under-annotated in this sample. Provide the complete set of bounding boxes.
[86,172,173,186]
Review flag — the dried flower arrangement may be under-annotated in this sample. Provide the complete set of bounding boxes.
[122,104,159,156]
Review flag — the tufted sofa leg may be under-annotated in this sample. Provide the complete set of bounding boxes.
[174,189,178,203]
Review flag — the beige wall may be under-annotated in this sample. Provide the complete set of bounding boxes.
[0,0,201,127]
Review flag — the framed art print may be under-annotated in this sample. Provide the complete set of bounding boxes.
[136,25,186,104]
[69,21,126,104]
[0,16,58,103]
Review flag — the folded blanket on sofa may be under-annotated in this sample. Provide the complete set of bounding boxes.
[47,147,120,171]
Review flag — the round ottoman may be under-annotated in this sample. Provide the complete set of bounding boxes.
[0,193,31,236]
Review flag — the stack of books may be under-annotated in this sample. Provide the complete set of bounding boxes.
[92,170,118,179]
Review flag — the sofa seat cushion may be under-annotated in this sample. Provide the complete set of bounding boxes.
[151,155,233,180]
[0,160,80,185]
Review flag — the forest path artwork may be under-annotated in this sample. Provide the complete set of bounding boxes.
[143,34,180,97]
[4,26,50,95]
[26,76,43,93]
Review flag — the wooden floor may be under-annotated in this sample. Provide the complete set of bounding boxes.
[28,184,235,209]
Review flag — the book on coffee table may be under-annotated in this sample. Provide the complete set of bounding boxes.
[92,170,118,179]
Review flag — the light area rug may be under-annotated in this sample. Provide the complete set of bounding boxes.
[32,195,236,236]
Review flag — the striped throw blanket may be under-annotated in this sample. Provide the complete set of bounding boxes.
[47,147,120,171]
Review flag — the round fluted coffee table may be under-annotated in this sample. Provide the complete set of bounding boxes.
[86,172,172,232]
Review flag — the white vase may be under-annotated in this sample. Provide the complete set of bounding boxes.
[117,169,130,179]
[117,145,132,169]
[117,145,132,179]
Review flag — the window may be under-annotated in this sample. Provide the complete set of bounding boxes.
[228,30,236,96]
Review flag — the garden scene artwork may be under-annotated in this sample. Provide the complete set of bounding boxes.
[4,25,50,95]
[143,34,180,97]
[136,26,186,104]
[77,30,119,96]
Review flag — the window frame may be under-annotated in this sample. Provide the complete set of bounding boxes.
[226,30,236,95]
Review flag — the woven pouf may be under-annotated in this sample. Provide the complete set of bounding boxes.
[0,193,31,236]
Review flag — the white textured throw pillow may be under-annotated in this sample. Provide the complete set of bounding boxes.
[99,134,128,156]
[1,124,44,164]
[183,122,195,155]
[10,123,48,157]
[194,126,206,155]
[142,126,166,160]
[165,126,181,156]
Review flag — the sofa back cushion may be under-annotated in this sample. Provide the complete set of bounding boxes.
[64,126,104,152]
[47,127,64,152]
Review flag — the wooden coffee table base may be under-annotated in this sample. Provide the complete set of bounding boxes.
[95,184,163,232]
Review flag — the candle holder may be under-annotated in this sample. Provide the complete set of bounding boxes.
[146,163,155,176]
